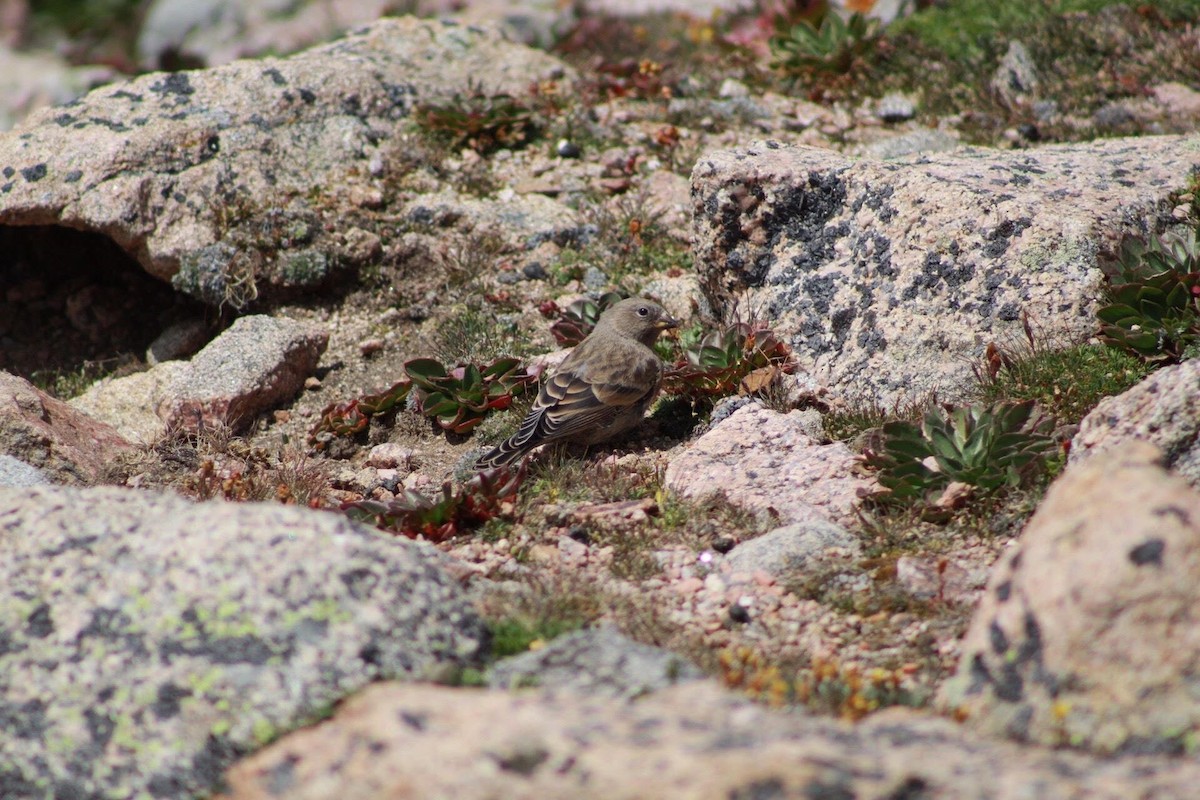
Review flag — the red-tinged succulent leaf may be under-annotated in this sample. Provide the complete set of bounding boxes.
[404,358,450,388]
[663,322,797,401]
[342,463,525,542]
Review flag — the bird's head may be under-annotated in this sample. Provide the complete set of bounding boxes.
[600,297,680,347]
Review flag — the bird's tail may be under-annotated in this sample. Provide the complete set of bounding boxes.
[474,437,528,471]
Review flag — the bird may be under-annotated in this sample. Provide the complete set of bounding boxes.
[476,297,679,469]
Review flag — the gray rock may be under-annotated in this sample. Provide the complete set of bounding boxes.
[640,272,708,326]
[488,627,703,699]
[158,314,328,434]
[875,92,915,123]
[894,555,983,605]
[718,78,749,98]
[1070,358,1200,489]
[146,317,211,364]
[991,41,1039,108]
[224,681,1200,799]
[0,453,48,486]
[0,484,485,799]
[0,17,575,306]
[1093,102,1136,132]
[691,136,1200,407]
[70,362,188,446]
[941,441,1200,753]
[861,126,959,159]
[450,0,579,49]
[582,266,609,290]
[137,0,395,69]
[0,45,116,131]
[74,315,324,442]
[725,520,859,578]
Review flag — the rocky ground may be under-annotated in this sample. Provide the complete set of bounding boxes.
[3,1,1200,798]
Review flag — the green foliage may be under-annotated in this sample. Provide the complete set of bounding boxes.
[406,357,540,434]
[662,322,797,400]
[976,342,1150,425]
[309,357,538,443]
[821,391,942,451]
[343,464,525,543]
[864,401,1055,502]
[893,0,1200,63]
[432,301,535,364]
[416,81,541,155]
[488,616,584,659]
[30,358,122,400]
[770,11,881,74]
[860,1,1200,147]
[1098,229,1200,364]
[543,292,624,346]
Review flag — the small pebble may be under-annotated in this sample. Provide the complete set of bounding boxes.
[876,93,916,123]
[359,338,385,356]
[556,139,581,158]
[367,443,415,469]
[711,536,735,554]
[727,604,751,624]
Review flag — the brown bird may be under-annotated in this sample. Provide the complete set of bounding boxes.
[476,297,679,469]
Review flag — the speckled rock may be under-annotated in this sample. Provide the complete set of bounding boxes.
[0,17,575,305]
[0,453,48,486]
[73,315,324,440]
[991,41,1040,109]
[70,361,188,446]
[640,271,708,326]
[724,520,860,579]
[158,315,327,433]
[0,485,485,799]
[691,136,1200,406]
[665,404,872,527]
[0,370,133,484]
[1069,358,1200,489]
[222,681,1200,800]
[146,317,211,364]
[487,627,704,699]
[940,442,1200,754]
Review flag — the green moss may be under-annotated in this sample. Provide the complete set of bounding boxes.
[892,0,1200,63]
[252,717,278,746]
[29,359,121,400]
[975,343,1149,425]
[488,616,583,658]
[175,243,259,309]
[187,667,223,696]
[278,248,332,288]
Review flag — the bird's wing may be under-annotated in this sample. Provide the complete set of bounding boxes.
[475,337,661,469]
[519,341,659,444]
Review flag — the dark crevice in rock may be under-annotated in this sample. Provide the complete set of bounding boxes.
[0,225,205,385]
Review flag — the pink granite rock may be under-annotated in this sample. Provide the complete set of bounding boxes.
[941,441,1200,753]
[0,371,133,484]
[157,315,328,434]
[665,404,873,526]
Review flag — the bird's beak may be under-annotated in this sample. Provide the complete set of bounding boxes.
[655,315,680,330]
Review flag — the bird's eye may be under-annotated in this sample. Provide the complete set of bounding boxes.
[637,306,649,317]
